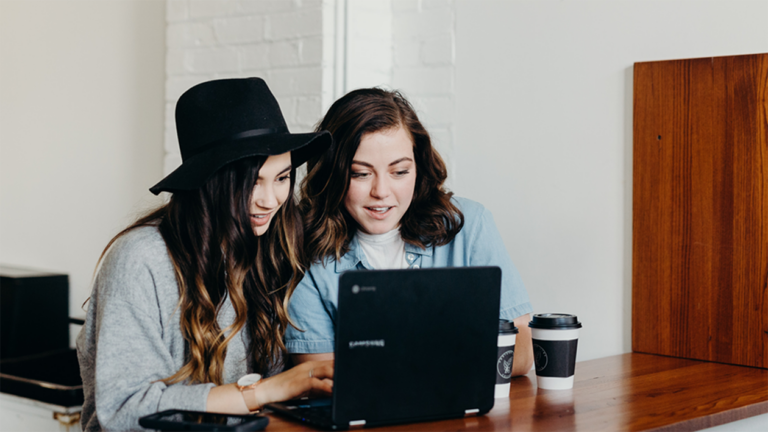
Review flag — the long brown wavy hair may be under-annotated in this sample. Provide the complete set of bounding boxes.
[300,88,463,263]
[98,157,304,385]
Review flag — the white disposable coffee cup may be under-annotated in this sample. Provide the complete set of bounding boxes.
[528,313,582,390]
[495,319,518,398]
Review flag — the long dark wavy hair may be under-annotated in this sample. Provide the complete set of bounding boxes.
[97,157,304,385]
[300,88,463,263]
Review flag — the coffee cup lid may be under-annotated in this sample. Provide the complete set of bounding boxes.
[499,319,519,334]
[528,313,582,329]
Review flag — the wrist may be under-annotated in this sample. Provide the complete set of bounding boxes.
[251,378,271,410]
[236,373,263,412]
[240,388,260,412]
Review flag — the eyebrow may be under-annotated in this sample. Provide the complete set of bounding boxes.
[351,157,414,168]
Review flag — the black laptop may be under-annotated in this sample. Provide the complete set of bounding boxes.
[267,266,502,430]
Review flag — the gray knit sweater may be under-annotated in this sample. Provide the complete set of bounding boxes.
[76,226,254,431]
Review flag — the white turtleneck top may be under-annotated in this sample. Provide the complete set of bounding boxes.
[355,227,408,269]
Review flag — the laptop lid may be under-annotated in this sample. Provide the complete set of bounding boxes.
[332,266,501,427]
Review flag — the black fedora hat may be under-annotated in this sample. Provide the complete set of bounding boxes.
[150,78,332,195]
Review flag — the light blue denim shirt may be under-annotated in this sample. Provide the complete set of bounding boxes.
[285,196,532,354]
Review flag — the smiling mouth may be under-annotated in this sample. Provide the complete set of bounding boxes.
[251,213,272,226]
[366,206,393,214]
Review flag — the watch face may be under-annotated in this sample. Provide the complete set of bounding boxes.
[237,373,261,387]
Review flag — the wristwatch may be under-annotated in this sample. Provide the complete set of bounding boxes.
[236,373,262,412]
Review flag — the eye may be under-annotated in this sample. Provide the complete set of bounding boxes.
[277,174,291,183]
[394,170,410,177]
[350,171,370,179]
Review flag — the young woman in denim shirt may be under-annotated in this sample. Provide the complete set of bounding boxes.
[286,88,534,377]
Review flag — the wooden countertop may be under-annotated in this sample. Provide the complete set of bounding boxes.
[264,353,768,431]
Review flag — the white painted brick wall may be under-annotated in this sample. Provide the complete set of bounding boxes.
[163,0,456,183]
[326,0,457,183]
[391,0,456,182]
[392,3,452,38]
[214,16,265,43]
[188,0,242,19]
[392,66,452,95]
[267,9,323,40]
[301,36,324,65]
[422,33,453,65]
[163,0,331,177]
[345,0,393,90]
[392,0,417,13]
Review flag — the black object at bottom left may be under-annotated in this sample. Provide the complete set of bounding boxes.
[139,409,269,431]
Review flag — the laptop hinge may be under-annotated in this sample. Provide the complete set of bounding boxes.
[464,409,480,416]
[349,420,366,427]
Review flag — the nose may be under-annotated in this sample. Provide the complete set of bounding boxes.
[253,183,278,210]
[370,175,391,199]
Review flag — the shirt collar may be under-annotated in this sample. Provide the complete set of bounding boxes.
[334,235,433,273]
[335,235,366,273]
[405,242,432,257]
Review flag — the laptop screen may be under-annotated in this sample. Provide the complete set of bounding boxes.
[332,266,502,426]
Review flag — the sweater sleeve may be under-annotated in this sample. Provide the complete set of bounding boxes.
[78,229,214,431]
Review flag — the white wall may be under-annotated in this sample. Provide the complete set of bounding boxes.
[391,0,457,184]
[344,0,459,184]
[0,1,166,333]
[163,0,329,175]
[346,0,392,91]
[3,0,765,367]
[453,0,768,361]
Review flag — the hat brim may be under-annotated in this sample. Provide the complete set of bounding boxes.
[149,130,332,195]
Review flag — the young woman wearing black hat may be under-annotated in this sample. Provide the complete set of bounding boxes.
[76,78,333,431]
[285,88,534,378]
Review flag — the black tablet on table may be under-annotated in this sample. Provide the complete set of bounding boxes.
[139,409,268,431]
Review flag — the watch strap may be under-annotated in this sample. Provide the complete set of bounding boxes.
[240,385,260,412]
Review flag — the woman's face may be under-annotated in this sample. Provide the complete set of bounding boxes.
[250,152,292,236]
[344,125,417,235]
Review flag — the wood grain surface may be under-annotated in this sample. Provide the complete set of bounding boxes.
[632,53,768,369]
[261,353,768,431]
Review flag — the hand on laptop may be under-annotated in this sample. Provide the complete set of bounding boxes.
[254,360,334,407]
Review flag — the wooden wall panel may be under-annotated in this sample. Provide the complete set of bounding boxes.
[632,53,768,369]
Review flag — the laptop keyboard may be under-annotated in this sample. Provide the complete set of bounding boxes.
[297,405,333,423]
[269,399,335,426]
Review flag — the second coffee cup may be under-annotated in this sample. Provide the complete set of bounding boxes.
[495,319,518,398]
